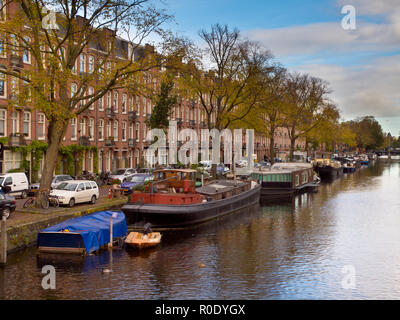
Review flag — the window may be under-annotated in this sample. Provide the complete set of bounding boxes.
[129,97,134,112]
[106,92,111,108]
[77,183,85,191]
[23,112,31,137]
[10,34,18,56]
[0,40,5,58]
[106,121,111,138]
[85,181,92,190]
[113,121,118,140]
[11,77,19,96]
[122,94,127,113]
[88,87,94,110]
[80,54,86,73]
[0,109,6,136]
[0,71,6,98]
[88,118,94,140]
[71,83,77,98]
[11,111,19,134]
[122,121,127,141]
[136,123,139,141]
[143,123,146,141]
[98,96,104,111]
[70,117,77,140]
[4,151,23,173]
[80,118,86,135]
[88,55,94,73]
[113,91,118,113]
[98,119,104,140]
[129,123,134,139]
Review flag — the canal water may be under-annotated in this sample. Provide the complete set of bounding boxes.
[1,161,400,300]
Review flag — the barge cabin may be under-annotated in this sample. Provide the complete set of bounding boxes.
[251,163,318,199]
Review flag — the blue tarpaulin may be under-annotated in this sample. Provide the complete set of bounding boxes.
[37,211,127,254]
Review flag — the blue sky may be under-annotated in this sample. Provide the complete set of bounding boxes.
[162,0,400,135]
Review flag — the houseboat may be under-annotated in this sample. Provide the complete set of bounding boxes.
[121,169,261,230]
[250,163,319,199]
[312,159,343,180]
[37,211,127,255]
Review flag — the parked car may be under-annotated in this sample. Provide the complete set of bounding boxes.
[120,174,153,195]
[217,163,230,175]
[255,161,271,168]
[29,174,75,195]
[0,172,29,199]
[109,168,137,183]
[0,192,16,219]
[50,180,99,207]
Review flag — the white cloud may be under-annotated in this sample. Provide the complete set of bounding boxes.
[245,19,400,57]
[295,55,400,119]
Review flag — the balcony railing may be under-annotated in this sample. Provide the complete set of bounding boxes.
[10,55,24,68]
[9,133,27,147]
[200,121,207,129]
[128,138,136,147]
[105,137,115,146]
[79,136,91,147]
[106,108,116,118]
[189,120,196,127]
[128,111,137,121]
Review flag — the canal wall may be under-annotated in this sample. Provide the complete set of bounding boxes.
[0,198,127,254]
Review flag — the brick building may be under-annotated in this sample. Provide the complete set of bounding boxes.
[0,1,306,179]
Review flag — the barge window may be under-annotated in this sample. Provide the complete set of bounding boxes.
[295,175,299,186]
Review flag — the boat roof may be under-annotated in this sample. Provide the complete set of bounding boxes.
[154,169,197,173]
[252,162,313,174]
[196,180,247,195]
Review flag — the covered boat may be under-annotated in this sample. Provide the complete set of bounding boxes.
[37,211,127,255]
[312,159,343,180]
[251,163,319,199]
[121,169,261,230]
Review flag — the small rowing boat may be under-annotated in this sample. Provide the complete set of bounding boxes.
[125,231,162,249]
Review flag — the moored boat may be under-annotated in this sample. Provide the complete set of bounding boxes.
[125,231,162,249]
[251,163,319,199]
[37,211,127,255]
[121,169,261,230]
[312,159,343,180]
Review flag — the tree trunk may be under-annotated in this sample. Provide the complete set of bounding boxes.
[269,136,275,165]
[289,138,296,162]
[35,119,67,208]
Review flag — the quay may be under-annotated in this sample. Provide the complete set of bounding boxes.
[0,197,127,256]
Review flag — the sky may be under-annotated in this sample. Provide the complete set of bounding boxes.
[161,0,400,136]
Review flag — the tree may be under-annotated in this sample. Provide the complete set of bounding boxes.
[281,73,338,161]
[0,0,172,206]
[344,116,385,150]
[147,76,177,129]
[249,65,287,164]
[181,24,273,130]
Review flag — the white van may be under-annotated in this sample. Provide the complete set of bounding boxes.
[0,173,29,199]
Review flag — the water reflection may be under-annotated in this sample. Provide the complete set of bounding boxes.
[1,161,400,299]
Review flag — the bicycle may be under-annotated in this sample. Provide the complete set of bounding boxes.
[23,189,59,209]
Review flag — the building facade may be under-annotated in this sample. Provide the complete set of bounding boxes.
[0,1,306,179]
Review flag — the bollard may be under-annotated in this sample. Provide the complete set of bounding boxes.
[0,216,6,266]
[108,218,113,248]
